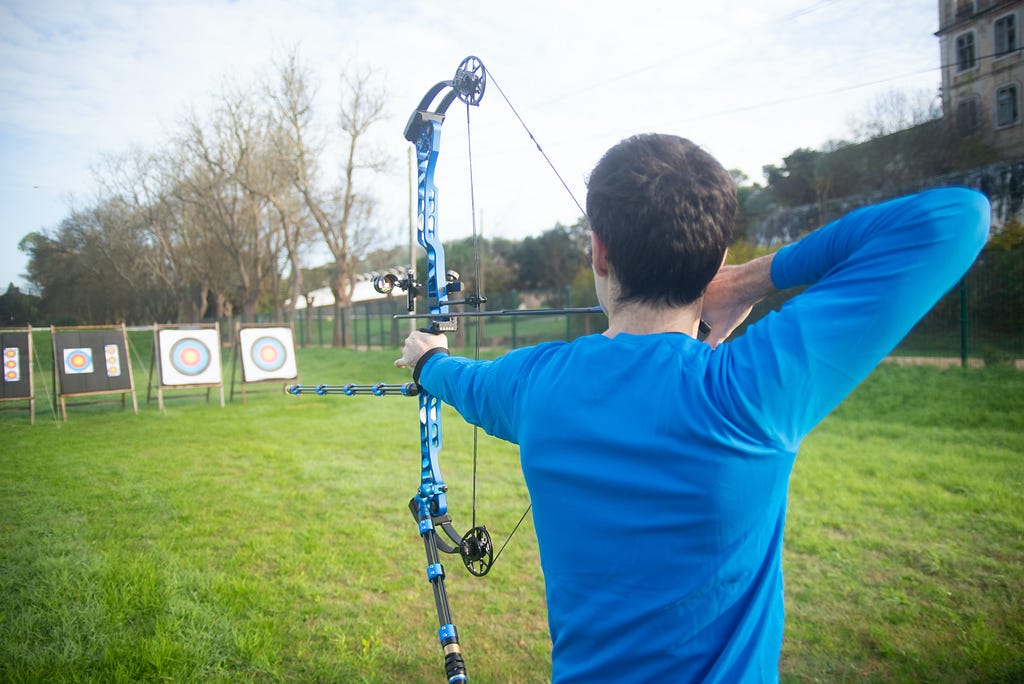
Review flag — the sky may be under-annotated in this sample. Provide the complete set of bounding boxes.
[0,0,943,292]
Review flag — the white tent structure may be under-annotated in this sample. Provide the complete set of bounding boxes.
[291,270,408,309]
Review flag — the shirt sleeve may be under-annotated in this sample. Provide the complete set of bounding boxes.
[418,343,563,445]
[710,187,990,450]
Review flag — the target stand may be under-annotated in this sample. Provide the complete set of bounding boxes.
[230,323,299,404]
[149,323,225,411]
[51,324,138,421]
[1,326,35,424]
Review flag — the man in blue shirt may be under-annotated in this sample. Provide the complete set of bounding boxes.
[395,134,990,682]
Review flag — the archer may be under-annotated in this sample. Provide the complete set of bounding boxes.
[396,133,989,682]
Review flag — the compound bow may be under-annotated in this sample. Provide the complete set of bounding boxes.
[288,55,599,683]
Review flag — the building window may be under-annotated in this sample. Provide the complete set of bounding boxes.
[956,32,977,71]
[957,97,981,136]
[995,14,1018,56]
[996,84,1021,128]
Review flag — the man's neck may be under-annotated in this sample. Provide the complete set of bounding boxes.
[602,300,703,338]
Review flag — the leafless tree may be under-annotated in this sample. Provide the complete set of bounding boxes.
[846,87,942,142]
[262,50,322,327]
[284,60,388,346]
[172,83,281,321]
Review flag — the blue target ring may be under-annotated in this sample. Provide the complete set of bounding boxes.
[250,336,287,372]
[169,337,212,376]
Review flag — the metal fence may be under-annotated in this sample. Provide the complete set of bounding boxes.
[234,250,1023,367]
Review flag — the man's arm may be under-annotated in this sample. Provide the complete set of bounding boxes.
[711,187,990,449]
[701,253,776,349]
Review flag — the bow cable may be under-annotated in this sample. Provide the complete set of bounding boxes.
[485,69,586,218]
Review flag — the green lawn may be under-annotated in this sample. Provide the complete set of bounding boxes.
[1,343,1022,683]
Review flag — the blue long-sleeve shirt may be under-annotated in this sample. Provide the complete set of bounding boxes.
[419,188,990,682]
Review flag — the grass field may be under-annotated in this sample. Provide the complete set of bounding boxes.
[1,339,1022,683]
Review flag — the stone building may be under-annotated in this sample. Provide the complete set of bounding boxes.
[938,0,1024,159]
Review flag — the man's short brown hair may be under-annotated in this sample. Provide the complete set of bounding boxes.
[586,134,736,307]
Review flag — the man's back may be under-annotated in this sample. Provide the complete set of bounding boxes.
[418,187,990,682]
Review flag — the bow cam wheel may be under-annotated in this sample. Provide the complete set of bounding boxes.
[454,56,486,106]
[460,525,494,576]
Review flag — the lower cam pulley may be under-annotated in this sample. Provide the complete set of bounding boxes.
[459,526,494,577]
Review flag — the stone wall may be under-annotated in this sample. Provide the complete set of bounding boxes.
[746,159,1024,246]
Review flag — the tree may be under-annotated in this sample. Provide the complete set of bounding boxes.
[93,146,213,322]
[173,82,281,321]
[288,63,388,346]
[846,87,941,142]
[514,222,589,295]
[260,49,323,324]
[0,283,39,325]
[763,148,822,207]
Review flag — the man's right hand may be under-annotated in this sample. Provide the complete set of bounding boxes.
[700,254,776,349]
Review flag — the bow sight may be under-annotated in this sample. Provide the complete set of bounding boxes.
[372,268,487,334]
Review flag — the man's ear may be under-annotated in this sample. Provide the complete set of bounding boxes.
[591,232,610,277]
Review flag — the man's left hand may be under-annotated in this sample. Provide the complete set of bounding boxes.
[395,330,449,370]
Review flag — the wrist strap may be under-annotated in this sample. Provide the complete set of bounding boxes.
[414,347,449,383]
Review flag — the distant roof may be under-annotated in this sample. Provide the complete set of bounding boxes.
[290,268,409,309]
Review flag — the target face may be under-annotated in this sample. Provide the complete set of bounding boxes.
[158,328,222,386]
[64,348,94,374]
[238,327,297,382]
[250,336,286,371]
[171,338,211,375]
[3,347,19,382]
[104,344,121,377]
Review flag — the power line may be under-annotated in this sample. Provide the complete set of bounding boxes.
[532,0,854,109]
[669,65,940,125]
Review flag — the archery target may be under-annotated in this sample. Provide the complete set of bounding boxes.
[238,326,297,382]
[0,331,31,399]
[158,328,222,386]
[104,344,122,377]
[4,347,19,382]
[53,328,133,394]
[64,348,94,374]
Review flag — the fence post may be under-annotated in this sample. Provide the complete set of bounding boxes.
[366,302,371,349]
[511,290,518,349]
[959,276,968,369]
[565,286,572,341]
